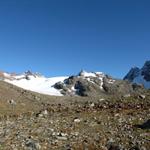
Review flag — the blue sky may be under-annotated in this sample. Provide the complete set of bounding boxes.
[0,0,149,78]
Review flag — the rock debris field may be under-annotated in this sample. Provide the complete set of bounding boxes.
[0,96,149,150]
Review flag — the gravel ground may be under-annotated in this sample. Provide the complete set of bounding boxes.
[0,98,149,150]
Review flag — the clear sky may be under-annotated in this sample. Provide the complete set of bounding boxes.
[0,0,149,78]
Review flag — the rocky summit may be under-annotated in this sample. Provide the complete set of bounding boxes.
[54,70,144,97]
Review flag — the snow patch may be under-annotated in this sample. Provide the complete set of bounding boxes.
[3,73,11,78]
[108,79,115,84]
[95,72,104,75]
[80,71,96,77]
[99,77,103,89]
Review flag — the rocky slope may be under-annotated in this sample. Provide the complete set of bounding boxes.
[0,79,149,149]
[0,70,149,149]
[124,61,150,89]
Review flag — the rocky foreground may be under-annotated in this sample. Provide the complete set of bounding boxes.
[0,94,150,150]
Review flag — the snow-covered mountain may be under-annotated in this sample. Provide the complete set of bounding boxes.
[1,70,117,96]
[1,70,67,96]
[124,61,150,89]
[0,68,145,97]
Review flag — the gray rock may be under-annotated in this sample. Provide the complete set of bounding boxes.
[25,139,41,150]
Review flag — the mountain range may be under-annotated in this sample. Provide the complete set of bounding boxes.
[0,61,150,97]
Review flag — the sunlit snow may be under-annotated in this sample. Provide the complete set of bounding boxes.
[5,75,67,96]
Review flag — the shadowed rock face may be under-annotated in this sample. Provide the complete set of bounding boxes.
[74,81,90,96]
[123,67,140,82]
[141,61,150,81]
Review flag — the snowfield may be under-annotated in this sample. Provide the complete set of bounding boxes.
[5,75,68,96]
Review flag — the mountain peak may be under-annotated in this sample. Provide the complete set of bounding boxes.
[124,60,150,88]
[141,60,150,81]
[123,67,140,82]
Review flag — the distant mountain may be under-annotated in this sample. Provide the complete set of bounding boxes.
[124,61,150,89]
